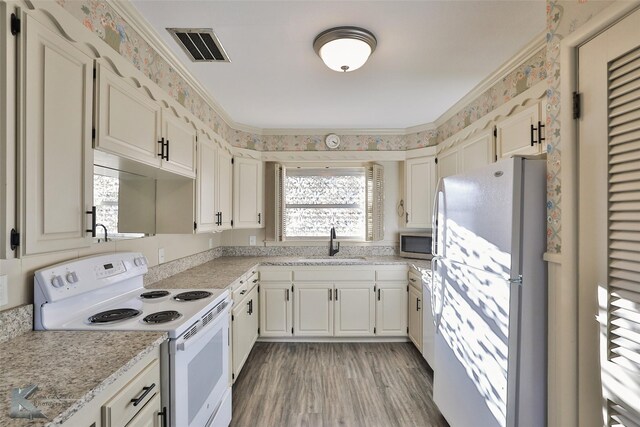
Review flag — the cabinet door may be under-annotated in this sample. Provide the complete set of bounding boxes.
[247,285,259,348]
[95,64,162,168]
[160,110,196,178]
[422,278,435,367]
[233,157,264,229]
[196,132,217,233]
[375,283,408,336]
[437,147,459,180]
[496,102,543,159]
[405,156,436,228]
[293,284,333,337]
[22,15,93,254]
[460,131,495,173]
[259,283,292,337]
[334,283,375,336]
[232,293,254,380]
[123,393,161,427]
[408,285,423,350]
[216,147,233,230]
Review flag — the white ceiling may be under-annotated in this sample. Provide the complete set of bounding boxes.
[132,1,545,131]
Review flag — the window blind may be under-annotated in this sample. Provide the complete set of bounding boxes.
[366,164,384,241]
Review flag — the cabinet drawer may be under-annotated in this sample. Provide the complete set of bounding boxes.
[232,281,249,302]
[102,359,160,427]
[376,268,409,282]
[246,272,260,289]
[408,271,421,290]
[294,270,375,282]
[124,392,161,427]
[260,270,292,282]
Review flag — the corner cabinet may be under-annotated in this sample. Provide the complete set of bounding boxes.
[496,101,546,159]
[216,147,233,230]
[233,156,264,229]
[196,130,217,233]
[22,14,94,255]
[404,156,436,228]
[231,271,259,381]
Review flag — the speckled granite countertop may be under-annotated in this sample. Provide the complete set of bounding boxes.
[0,331,166,427]
[148,256,431,290]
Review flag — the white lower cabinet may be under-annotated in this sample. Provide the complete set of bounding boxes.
[334,283,375,336]
[260,267,409,339]
[232,284,259,380]
[408,282,423,350]
[294,284,334,337]
[259,282,293,337]
[62,347,162,426]
[375,282,408,336]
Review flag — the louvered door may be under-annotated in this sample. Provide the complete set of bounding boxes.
[606,43,640,427]
[579,8,640,426]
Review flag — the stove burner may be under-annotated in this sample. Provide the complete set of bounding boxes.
[174,291,212,302]
[143,310,182,324]
[89,308,141,324]
[140,290,170,299]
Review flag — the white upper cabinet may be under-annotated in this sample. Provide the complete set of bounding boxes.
[22,15,94,254]
[437,147,459,179]
[437,129,495,182]
[160,109,197,178]
[216,147,233,230]
[404,156,436,228]
[459,131,495,173]
[95,63,196,179]
[233,157,264,229]
[196,131,217,233]
[94,64,162,168]
[496,101,546,159]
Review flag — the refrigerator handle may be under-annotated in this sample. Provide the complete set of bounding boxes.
[432,178,444,256]
[431,257,440,332]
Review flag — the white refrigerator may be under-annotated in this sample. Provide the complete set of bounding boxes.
[431,156,547,427]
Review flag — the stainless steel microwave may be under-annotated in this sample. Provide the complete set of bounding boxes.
[399,232,433,260]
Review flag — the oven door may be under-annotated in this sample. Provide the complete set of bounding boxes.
[169,300,230,427]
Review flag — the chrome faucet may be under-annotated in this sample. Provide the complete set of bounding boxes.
[329,227,340,256]
[96,223,109,243]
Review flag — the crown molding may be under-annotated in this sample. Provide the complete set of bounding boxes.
[433,31,546,129]
[108,1,545,138]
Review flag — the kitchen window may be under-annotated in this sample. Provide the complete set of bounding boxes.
[274,164,384,241]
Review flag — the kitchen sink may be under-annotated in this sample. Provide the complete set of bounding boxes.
[296,257,367,262]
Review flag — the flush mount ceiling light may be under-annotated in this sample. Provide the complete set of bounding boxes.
[313,26,377,73]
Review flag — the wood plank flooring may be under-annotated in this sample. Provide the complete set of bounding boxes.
[231,342,449,427]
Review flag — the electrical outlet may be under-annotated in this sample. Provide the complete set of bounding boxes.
[209,238,213,249]
[158,248,165,264]
[0,275,8,307]
[249,236,257,246]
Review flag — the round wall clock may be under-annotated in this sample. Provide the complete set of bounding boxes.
[325,133,341,149]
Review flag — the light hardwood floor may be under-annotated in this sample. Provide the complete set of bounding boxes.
[231,342,449,427]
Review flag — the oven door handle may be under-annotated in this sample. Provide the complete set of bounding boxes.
[176,302,230,353]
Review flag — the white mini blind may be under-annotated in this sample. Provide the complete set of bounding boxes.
[607,45,640,425]
[366,164,384,241]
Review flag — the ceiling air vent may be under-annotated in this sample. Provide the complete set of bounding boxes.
[167,28,230,62]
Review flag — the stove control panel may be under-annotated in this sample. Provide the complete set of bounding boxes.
[94,260,126,279]
[34,252,148,303]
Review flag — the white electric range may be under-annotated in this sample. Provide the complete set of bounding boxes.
[34,252,232,427]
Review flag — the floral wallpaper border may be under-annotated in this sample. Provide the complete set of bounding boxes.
[56,0,600,254]
[56,0,546,153]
